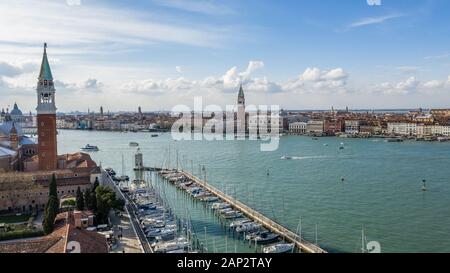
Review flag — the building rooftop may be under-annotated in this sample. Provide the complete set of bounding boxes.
[0,212,108,253]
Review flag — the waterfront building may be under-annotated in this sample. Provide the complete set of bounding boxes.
[289,122,307,134]
[344,120,363,135]
[306,120,325,135]
[324,119,344,135]
[387,122,418,136]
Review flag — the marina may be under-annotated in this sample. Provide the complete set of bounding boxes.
[58,130,450,253]
[156,169,326,253]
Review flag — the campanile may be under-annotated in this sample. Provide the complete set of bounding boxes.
[36,43,58,170]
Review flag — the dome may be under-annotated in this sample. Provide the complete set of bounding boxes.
[10,103,23,116]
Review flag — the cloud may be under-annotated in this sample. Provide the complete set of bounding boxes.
[0,0,231,52]
[424,53,450,60]
[349,13,405,28]
[151,0,235,16]
[283,67,349,93]
[54,78,103,92]
[0,61,37,77]
[371,75,450,95]
[175,66,183,73]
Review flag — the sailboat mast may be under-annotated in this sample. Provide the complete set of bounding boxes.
[361,229,365,253]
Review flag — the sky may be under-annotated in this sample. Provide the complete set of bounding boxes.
[1,0,450,113]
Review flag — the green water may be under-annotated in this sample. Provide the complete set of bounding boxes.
[58,130,450,253]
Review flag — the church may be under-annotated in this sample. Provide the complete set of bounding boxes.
[0,44,101,213]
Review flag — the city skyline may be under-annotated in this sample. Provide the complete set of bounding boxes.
[1,0,450,113]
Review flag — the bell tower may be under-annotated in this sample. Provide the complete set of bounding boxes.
[236,84,246,136]
[36,43,58,170]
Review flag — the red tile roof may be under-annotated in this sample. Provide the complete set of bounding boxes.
[0,212,108,253]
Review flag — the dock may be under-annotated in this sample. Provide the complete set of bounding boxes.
[157,168,327,253]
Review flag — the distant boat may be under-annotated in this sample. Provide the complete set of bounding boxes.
[422,179,427,191]
[385,138,403,143]
[281,156,293,160]
[151,134,159,137]
[129,142,139,147]
[80,144,99,152]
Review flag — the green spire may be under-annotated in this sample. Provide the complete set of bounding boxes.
[39,43,53,81]
[238,84,244,98]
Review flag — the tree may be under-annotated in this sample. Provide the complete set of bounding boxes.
[91,178,99,212]
[49,173,59,211]
[95,186,120,224]
[43,196,57,235]
[76,187,84,211]
[84,189,92,210]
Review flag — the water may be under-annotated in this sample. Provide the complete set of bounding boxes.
[58,130,450,253]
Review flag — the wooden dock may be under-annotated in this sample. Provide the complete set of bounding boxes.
[166,169,327,253]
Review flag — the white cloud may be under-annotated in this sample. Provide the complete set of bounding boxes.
[0,0,230,51]
[423,80,444,89]
[175,66,183,73]
[283,67,348,93]
[151,0,235,15]
[0,61,38,77]
[349,13,405,28]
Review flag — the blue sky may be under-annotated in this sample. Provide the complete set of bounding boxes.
[1,0,450,112]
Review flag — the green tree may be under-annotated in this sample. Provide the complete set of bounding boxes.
[95,186,120,224]
[48,173,59,211]
[76,187,84,211]
[84,189,92,210]
[43,196,57,235]
[91,178,99,212]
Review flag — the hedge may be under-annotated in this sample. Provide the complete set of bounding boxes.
[0,229,45,241]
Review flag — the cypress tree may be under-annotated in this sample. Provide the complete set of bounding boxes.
[76,186,84,211]
[84,189,92,210]
[49,173,59,211]
[43,196,57,235]
[91,178,99,212]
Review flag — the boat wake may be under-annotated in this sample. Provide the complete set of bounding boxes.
[280,155,329,160]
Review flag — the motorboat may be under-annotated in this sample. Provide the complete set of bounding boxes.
[221,210,243,219]
[281,155,293,160]
[253,232,279,244]
[129,142,139,147]
[146,228,176,238]
[236,223,262,233]
[263,243,295,253]
[201,196,220,203]
[151,134,159,138]
[230,219,252,229]
[211,202,230,210]
[80,144,99,152]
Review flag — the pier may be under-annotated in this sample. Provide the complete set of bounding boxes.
[156,168,327,253]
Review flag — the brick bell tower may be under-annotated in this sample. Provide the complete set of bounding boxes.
[36,43,58,170]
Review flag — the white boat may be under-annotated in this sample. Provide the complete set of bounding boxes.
[80,144,99,152]
[211,202,230,210]
[281,155,293,160]
[221,210,243,219]
[263,243,295,253]
[236,223,262,233]
[201,196,220,202]
[230,219,252,229]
